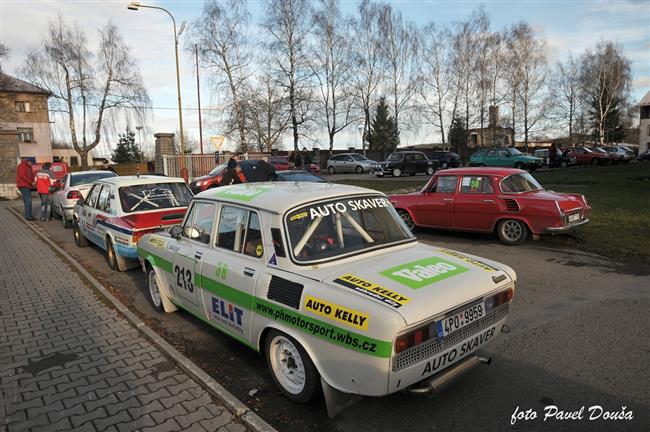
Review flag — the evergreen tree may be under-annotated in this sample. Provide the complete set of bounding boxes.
[368,97,399,159]
[448,115,468,159]
[111,128,139,164]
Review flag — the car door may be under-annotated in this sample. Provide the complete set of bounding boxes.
[53,174,68,213]
[78,184,103,245]
[93,184,113,245]
[403,153,416,174]
[482,149,497,166]
[342,155,355,173]
[413,153,426,173]
[171,201,216,311]
[410,175,458,227]
[496,149,511,167]
[198,204,262,341]
[453,175,499,231]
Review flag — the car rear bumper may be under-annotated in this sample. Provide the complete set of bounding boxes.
[545,218,589,233]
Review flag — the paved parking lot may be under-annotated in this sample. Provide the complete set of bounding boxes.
[5,197,650,432]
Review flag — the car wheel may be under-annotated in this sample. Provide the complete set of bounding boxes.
[52,206,62,219]
[328,166,336,174]
[106,238,127,272]
[147,267,164,312]
[426,166,435,176]
[441,162,448,169]
[73,221,88,247]
[560,160,568,168]
[398,210,416,233]
[61,206,72,228]
[496,219,528,245]
[392,168,402,177]
[354,165,364,174]
[265,330,319,403]
[514,162,524,169]
[376,173,384,177]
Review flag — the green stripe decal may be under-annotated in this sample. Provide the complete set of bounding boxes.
[141,250,392,358]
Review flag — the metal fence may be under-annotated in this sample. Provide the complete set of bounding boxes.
[162,152,270,179]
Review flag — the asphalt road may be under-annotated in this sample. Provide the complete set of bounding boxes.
[13,199,650,432]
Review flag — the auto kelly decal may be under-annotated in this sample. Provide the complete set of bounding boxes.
[213,186,270,202]
[304,295,369,331]
[380,257,469,289]
[307,197,391,220]
[333,274,410,308]
[437,249,498,272]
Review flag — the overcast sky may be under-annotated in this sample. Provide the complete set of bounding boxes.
[1,0,649,156]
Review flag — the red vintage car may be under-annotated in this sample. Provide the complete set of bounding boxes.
[564,147,612,165]
[389,168,590,245]
[268,155,321,174]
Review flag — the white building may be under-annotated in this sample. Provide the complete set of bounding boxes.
[639,90,650,154]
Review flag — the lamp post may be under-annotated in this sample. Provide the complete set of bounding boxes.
[135,125,143,162]
[127,2,186,156]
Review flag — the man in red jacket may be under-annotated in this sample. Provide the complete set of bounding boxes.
[15,158,35,221]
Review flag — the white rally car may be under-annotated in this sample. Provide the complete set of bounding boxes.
[137,183,516,415]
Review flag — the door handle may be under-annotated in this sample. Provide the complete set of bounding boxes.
[194,251,203,260]
[243,267,256,278]
[443,198,454,202]
[482,199,495,203]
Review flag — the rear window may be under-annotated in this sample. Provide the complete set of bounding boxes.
[500,173,543,193]
[118,182,193,213]
[71,172,116,186]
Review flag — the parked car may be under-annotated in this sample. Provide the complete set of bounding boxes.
[429,151,462,169]
[390,168,590,245]
[637,149,650,161]
[30,161,70,190]
[52,170,118,228]
[370,151,438,177]
[274,169,328,183]
[532,149,575,168]
[603,146,635,163]
[73,176,192,271]
[269,155,321,174]
[326,153,377,174]
[469,148,541,170]
[565,147,612,165]
[137,182,516,414]
[190,160,256,194]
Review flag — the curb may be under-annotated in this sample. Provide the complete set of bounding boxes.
[6,206,278,432]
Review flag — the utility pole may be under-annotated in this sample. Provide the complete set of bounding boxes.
[195,44,204,155]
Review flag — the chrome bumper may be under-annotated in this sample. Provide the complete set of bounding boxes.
[546,218,589,233]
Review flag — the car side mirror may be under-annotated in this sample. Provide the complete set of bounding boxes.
[169,225,182,239]
[76,197,85,206]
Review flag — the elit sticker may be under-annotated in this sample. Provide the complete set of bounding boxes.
[380,257,469,289]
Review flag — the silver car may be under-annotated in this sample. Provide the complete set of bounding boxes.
[53,170,117,228]
[327,153,377,174]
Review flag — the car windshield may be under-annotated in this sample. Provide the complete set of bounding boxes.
[350,154,368,161]
[118,182,193,213]
[387,153,402,161]
[507,148,523,155]
[500,173,543,193]
[449,152,459,158]
[70,172,116,186]
[208,163,227,176]
[285,195,413,263]
[276,171,327,183]
[582,147,593,153]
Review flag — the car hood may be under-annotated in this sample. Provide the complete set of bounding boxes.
[311,243,515,325]
[192,174,216,183]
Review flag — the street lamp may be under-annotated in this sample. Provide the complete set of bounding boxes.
[127,2,186,155]
[136,126,143,163]
[358,125,366,156]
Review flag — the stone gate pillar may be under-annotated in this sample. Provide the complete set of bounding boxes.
[154,133,176,175]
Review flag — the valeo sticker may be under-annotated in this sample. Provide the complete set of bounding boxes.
[304,295,369,331]
[380,257,469,289]
[213,186,270,202]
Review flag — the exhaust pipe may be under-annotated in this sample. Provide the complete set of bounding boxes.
[407,355,491,396]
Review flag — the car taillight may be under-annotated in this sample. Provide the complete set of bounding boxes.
[484,287,514,312]
[395,322,437,354]
[67,190,83,200]
[132,229,156,244]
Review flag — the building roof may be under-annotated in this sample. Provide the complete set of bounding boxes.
[0,72,51,95]
[639,90,650,107]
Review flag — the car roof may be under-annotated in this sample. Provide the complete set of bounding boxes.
[94,175,185,186]
[70,170,116,176]
[194,182,381,214]
[435,167,527,176]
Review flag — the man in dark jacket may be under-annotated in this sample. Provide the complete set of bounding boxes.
[249,159,276,182]
[15,158,35,221]
[220,164,246,186]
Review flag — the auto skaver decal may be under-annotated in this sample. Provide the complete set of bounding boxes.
[380,256,469,289]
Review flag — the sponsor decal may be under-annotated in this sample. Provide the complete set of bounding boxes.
[268,253,278,266]
[167,243,180,252]
[333,274,410,308]
[255,244,264,257]
[307,197,391,220]
[289,211,308,221]
[303,295,369,331]
[215,262,228,280]
[380,257,469,289]
[209,296,245,333]
[148,237,167,249]
[437,249,498,272]
[213,186,270,202]
[421,326,496,377]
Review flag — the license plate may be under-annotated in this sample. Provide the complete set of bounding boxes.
[436,302,485,338]
[568,213,581,222]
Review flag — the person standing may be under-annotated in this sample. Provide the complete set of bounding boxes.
[293,151,303,170]
[302,147,313,169]
[249,159,276,182]
[549,143,557,168]
[35,162,55,221]
[15,158,35,221]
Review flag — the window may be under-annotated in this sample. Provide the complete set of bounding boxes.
[18,128,33,143]
[86,185,102,208]
[414,153,426,161]
[387,153,403,161]
[350,154,368,161]
[404,153,416,161]
[15,101,30,112]
[96,186,111,213]
[216,206,252,254]
[431,176,458,194]
[70,172,115,187]
[118,182,193,213]
[182,202,216,244]
[271,228,286,258]
[243,212,263,258]
[500,173,543,193]
[497,150,508,157]
[460,176,494,194]
[486,150,496,157]
[70,156,79,167]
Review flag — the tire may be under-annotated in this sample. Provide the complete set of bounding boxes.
[514,162,525,170]
[376,173,384,177]
[398,210,416,233]
[327,166,335,174]
[73,221,88,247]
[355,165,363,174]
[392,168,402,177]
[106,238,127,272]
[496,219,529,245]
[61,206,72,228]
[426,166,435,176]
[265,330,319,403]
[147,267,165,312]
[52,206,62,219]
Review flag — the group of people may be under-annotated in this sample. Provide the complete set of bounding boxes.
[219,156,277,186]
[288,148,313,169]
[16,158,57,222]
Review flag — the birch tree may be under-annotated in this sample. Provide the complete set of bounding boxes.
[553,55,581,145]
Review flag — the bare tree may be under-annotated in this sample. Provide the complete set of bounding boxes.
[263,0,313,151]
[379,4,419,132]
[349,0,384,152]
[553,55,580,145]
[471,8,492,145]
[22,17,149,168]
[0,43,9,71]
[579,41,632,145]
[309,0,355,155]
[191,0,251,152]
